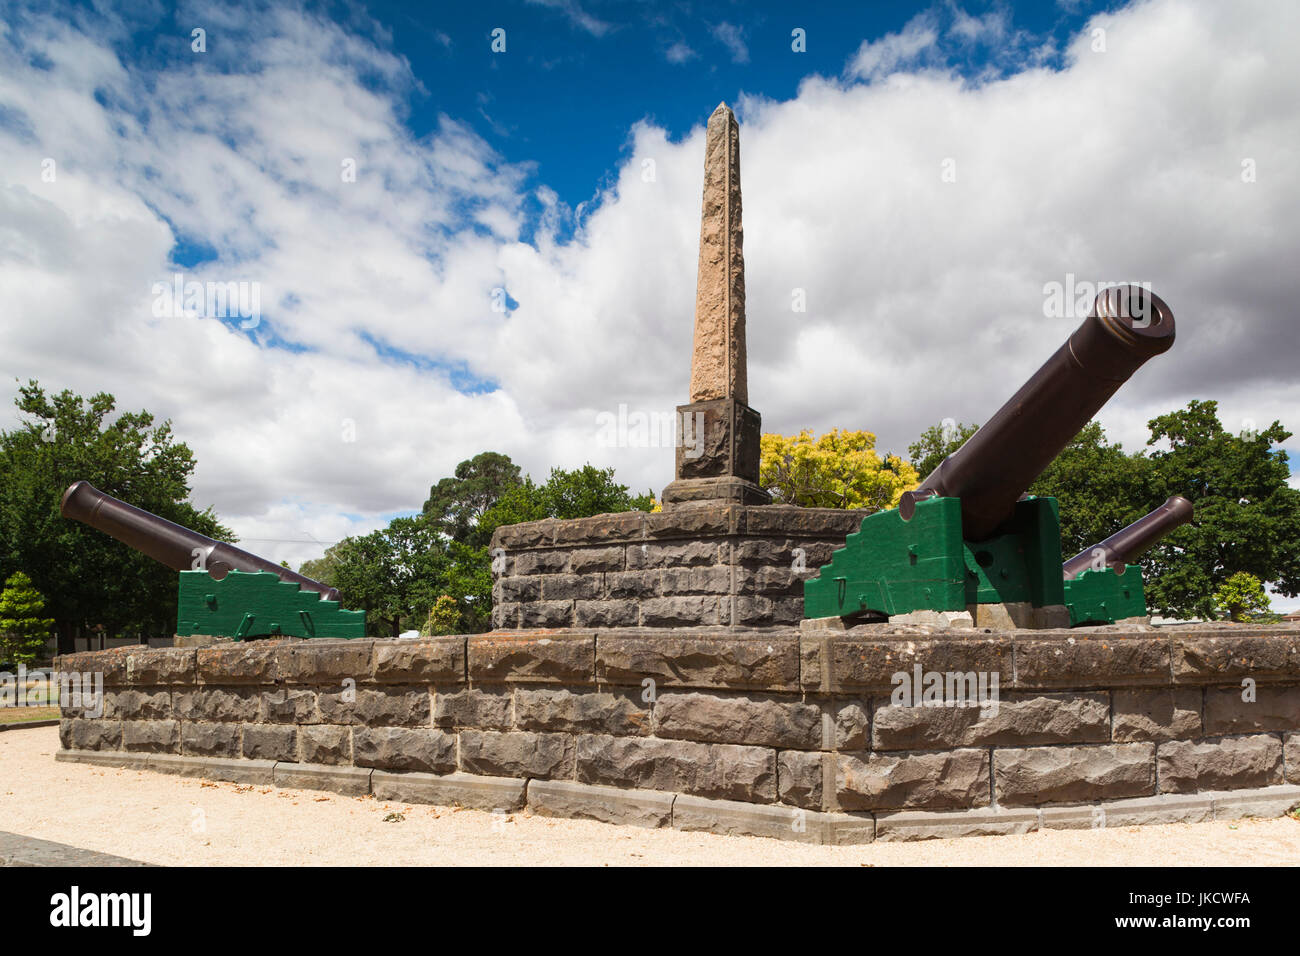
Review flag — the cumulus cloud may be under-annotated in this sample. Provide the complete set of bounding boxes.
[1,0,1297,577]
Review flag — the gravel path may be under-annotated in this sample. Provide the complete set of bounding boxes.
[3,727,1297,866]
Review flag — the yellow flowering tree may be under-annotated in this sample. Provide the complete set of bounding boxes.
[760,429,919,511]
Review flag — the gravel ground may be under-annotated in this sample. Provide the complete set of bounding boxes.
[3,726,1298,866]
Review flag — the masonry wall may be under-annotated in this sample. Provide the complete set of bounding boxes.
[488,505,866,630]
[54,625,1300,843]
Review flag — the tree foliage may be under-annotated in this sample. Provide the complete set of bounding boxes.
[309,455,651,636]
[907,421,979,479]
[0,571,55,666]
[1212,572,1272,623]
[760,429,918,510]
[0,382,232,651]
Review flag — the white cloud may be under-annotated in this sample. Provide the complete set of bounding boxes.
[710,22,750,64]
[665,41,697,64]
[1,0,1298,575]
[847,12,939,79]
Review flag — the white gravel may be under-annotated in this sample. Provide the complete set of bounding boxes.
[3,727,1297,866]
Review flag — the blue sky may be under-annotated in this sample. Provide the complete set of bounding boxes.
[2,0,1298,607]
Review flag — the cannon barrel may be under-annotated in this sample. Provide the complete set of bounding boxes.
[899,285,1176,540]
[1062,495,1193,580]
[60,480,341,602]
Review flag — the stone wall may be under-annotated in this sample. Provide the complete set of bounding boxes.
[488,505,865,630]
[54,624,1300,844]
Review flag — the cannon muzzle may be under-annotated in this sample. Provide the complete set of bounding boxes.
[1062,495,1193,580]
[900,285,1175,540]
[60,480,341,602]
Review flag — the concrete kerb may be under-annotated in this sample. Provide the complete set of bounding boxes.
[50,749,1300,845]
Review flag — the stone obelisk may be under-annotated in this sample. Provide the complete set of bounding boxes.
[662,103,770,508]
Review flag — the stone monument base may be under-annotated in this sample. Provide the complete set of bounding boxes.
[489,504,865,630]
[54,624,1300,845]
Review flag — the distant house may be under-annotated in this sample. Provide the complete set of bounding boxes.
[1282,611,1300,623]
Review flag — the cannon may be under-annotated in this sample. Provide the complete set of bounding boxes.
[804,285,1179,627]
[61,481,364,640]
[1063,495,1194,580]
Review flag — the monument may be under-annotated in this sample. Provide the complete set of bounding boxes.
[661,103,769,509]
[51,103,1300,846]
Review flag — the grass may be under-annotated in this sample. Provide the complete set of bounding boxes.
[0,706,60,724]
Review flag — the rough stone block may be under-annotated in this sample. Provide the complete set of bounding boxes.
[527,779,673,828]
[433,687,513,730]
[1204,685,1300,734]
[1157,735,1283,793]
[371,638,464,683]
[606,571,660,599]
[1014,636,1169,688]
[540,574,604,602]
[278,641,374,685]
[826,638,1012,692]
[370,770,525,811]
[778,750,824,810]
[298,724,351,765]
[180,721,241,757]
[573,599,639,628]
[491,518,557,551]
[837,749,989,812]
[125,647,197,685]
[626,541,721,569]
[65,718,121,751]
[103,689,172,721]
[568,547,626,573]
[197,643,279,684]
[1286,733,1300,784]
[496,576,541,603]
[318,686,430,727]
[274,763,372,797]
[734,595,805,627]
[834,699,870,749]
[654,691,822,749]
[515,687,650,736]
[512,550,570,575]
[259,688,318,724]
[659,567,732,595]
[492,603,521,630]
[56,649,130,686]
[173,686,260,723]
[994,743,1156,806]
[874,807,1039,842]
[1112,687,1202,742]
[639,595,725,627]
[121,719,180,753]
[576,734,777,803]
[519,600,575,628]
[595,632,800,690]
[554,512,646,545]
[241,724,297,762]
[871,693,1109,751]
[459,729,574,779]
[353,726,457,774]
[1173,634,1300,682]
[470,633,594,684]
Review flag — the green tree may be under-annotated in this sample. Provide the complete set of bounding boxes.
[422,595,461,636]
[0,571,55,666]
[0,382,232,653]
[422,452,522,544]
[1212,572,1272,622]
[328,518,447,637]
[907,421,979,479]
